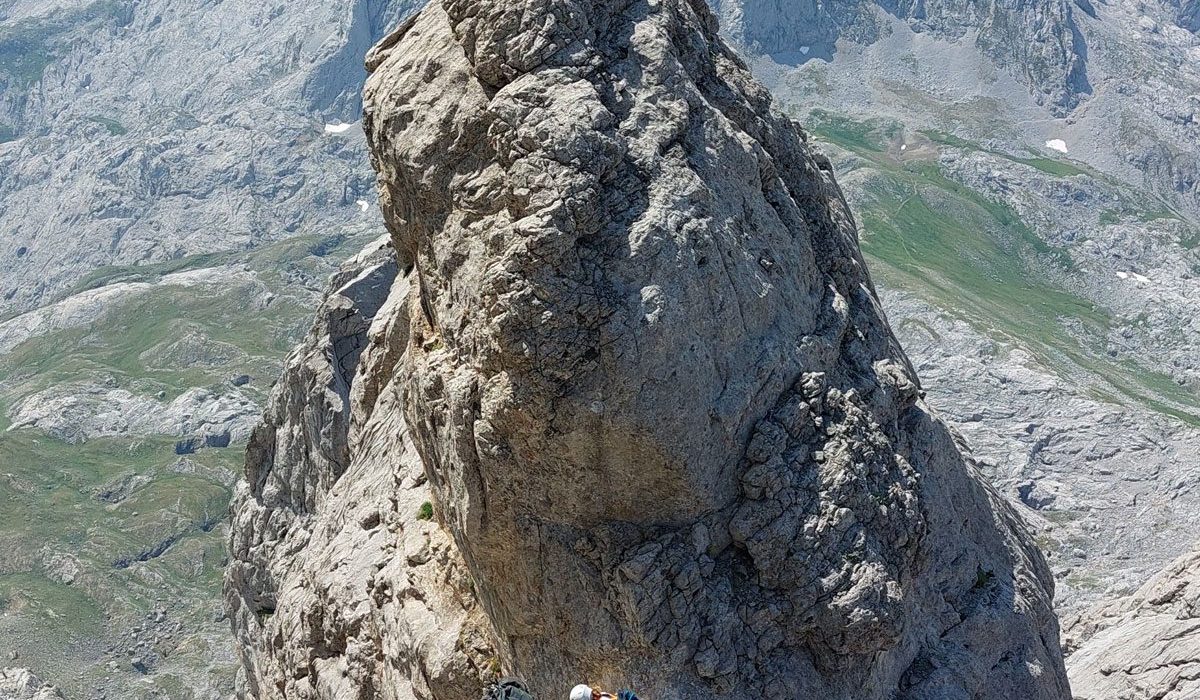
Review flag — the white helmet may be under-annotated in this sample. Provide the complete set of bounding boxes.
[569,685,593,700]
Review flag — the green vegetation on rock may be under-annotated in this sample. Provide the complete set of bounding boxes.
[805,112,1200,425]
[86,115,128,136]
[0,1,131,87]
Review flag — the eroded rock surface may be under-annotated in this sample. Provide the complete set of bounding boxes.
[1065,544,1200,699]
[0,0,417,314]
[227,0,1071,698]
[226,238,496,700]
[0,669,64,700]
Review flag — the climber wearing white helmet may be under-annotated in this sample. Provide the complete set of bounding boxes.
[569,684,639,700]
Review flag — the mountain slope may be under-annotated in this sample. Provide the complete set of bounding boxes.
[1064,545,1200,699]
[0,2,426,696]
[711,0,1090,113]
[0,232,376,699]
[0,0,417,313]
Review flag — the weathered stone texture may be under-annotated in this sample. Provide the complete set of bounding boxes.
[227,0,1071,697]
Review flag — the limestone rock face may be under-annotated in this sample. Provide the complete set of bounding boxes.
[0,669,64,700]
[1065,545,1200,700]
[225,237,496,700]
[227,0,1071,697]
[0,0,419,314]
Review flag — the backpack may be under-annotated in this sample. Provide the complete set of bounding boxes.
[483,678,535,700]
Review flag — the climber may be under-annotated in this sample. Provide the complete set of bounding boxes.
[569,684,639,700]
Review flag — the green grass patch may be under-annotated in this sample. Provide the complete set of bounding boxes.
[0,428,238,696]
[0,572,104,638]
[1181,227,1200,250]
[0,235,365,398]
[66,250,237,296]
[861,184,1102,355]
[923,129,1091,179]
[806,109,893,153]
[1138,208,1179,223]
[921,129,977,151]
[809,112,1200,423]
[0,32,55,87]
[0,226,379,696]
[86,115,128,136]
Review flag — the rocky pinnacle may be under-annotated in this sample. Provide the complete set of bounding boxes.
[226,0,1072,697]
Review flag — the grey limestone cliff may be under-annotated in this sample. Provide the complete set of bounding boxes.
[226,0,1071,697]
[1178,0,1200,31]
[0,0,417,313]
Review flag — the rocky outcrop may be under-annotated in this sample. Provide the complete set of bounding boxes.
[6,384,259,444]
[228,0,1070,697]
[1065,545,1200,699]
[0,669,64,700]
[226,237,497,699]
[710,0,1090,113]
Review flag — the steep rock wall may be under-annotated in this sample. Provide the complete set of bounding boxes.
[227,0,1072,697]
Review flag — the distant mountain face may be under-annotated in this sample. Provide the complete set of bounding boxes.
[710,0,1091,113]
[5,0,1194,316]
[0,2,424,697]
[0,0,418,313]
[714,0,1200,212]
[0,0,1195,698]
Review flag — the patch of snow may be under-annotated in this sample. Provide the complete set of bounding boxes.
[1045,139,1069,154]
[1132,273,1152,284]
[1116,271,1130,280]
[324,122,354,135]
[900,143,908,151]
[356,199,370,213]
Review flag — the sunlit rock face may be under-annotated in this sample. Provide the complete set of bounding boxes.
[226,0,1071,697]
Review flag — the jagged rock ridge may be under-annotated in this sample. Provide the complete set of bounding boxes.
[227,0,1071,697]
[226,238,497,699]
